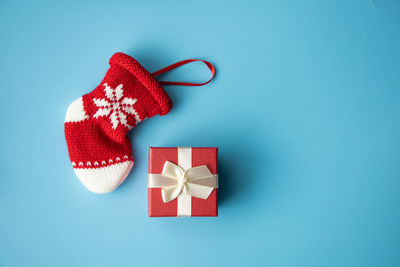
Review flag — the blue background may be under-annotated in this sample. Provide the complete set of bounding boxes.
[1,0,399,266]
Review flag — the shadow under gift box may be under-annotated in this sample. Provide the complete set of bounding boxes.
[148,147,218,217]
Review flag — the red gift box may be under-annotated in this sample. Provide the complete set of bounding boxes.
[148,147,218,217]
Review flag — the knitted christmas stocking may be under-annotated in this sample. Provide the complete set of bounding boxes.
[65,52,172,193]
[65,53,215,194]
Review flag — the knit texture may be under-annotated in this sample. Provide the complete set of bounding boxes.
[64,52,172,193]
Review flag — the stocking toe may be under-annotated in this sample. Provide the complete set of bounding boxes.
[73,161,134,193]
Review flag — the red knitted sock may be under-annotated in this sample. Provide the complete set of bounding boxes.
[64,53,172,193]
[65,53,215,194]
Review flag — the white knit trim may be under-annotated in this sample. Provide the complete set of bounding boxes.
[65,97,89,122]
[74,161,133,194]
[72,155,130,168]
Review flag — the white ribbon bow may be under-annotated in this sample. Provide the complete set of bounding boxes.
[160,161,216,203]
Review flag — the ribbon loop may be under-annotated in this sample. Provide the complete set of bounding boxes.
[162,161,185,180]
[152,59,215,86]
[185,165,214,181]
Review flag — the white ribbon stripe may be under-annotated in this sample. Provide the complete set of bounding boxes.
[148,161,218,203]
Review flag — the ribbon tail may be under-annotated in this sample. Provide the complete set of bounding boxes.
[185,183,214,200]
[162,186,182,203]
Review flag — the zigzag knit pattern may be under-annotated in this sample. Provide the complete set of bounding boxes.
[64,52,172,194]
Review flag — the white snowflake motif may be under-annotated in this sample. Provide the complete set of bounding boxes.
[93,83,140,129]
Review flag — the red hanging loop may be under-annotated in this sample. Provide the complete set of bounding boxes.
[152,59,215,86]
